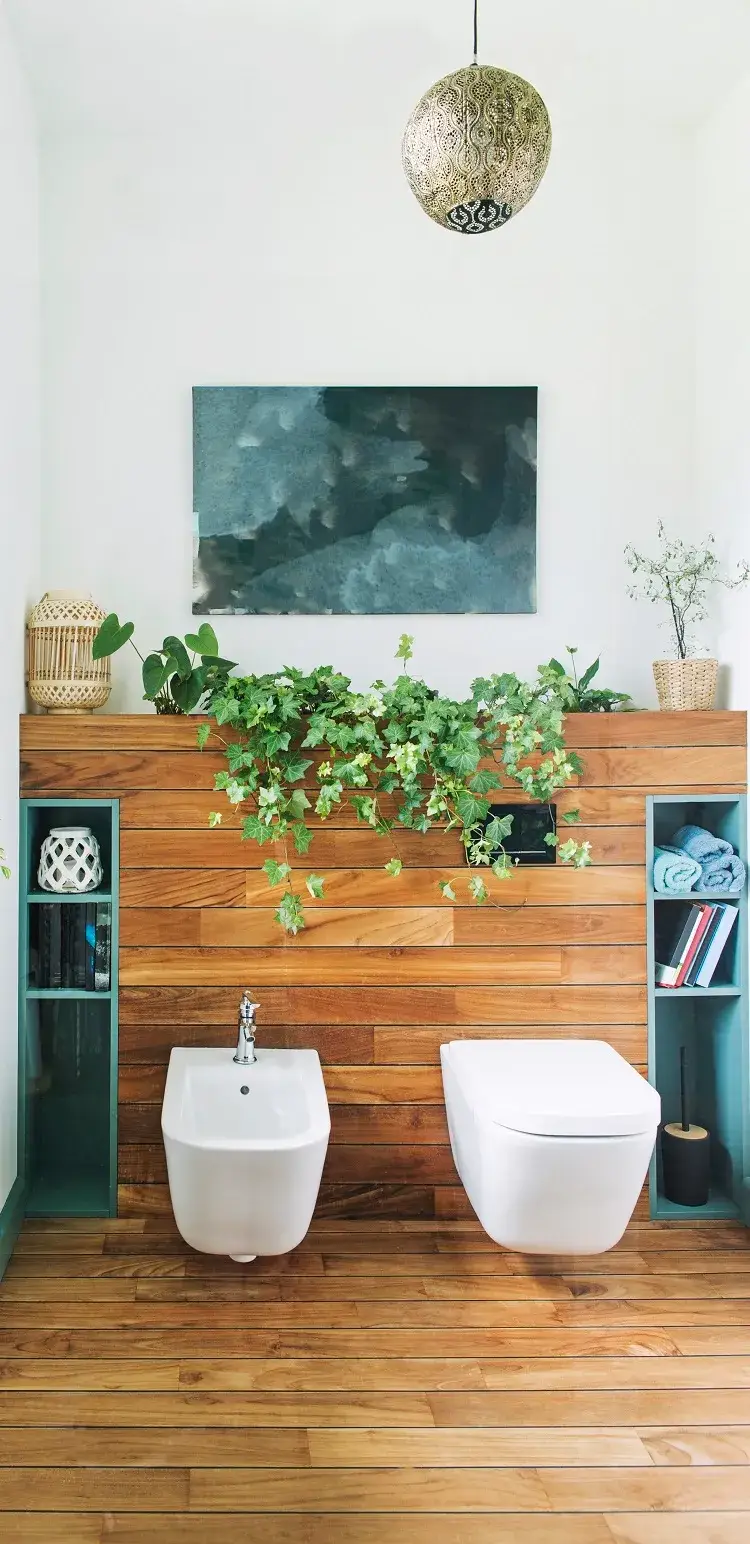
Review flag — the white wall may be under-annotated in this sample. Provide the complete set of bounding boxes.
[0,2,39,1210]
[38,101,695,711]
[695,73,750,712]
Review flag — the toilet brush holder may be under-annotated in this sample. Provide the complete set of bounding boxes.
[661,1122,711,1207]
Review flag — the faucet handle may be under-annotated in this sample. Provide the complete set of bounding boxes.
[239,991,260,1025]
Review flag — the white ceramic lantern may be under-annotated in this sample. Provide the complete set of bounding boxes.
[38,827,103,894]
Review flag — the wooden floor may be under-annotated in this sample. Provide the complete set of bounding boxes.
[1,1218,750,1540]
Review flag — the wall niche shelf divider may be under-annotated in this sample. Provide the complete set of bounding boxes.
[18,797,119,1218]
[646,793,749,1224]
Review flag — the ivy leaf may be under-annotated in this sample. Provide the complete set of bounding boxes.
[208,811,222,828]
[491,857,513,880]
[287,788,311,819]
[544,831,559,847]
[292,822,314,855]
[469,768,502,795]
[213,695,240,725]
[468,875,488,904]
[439,880,456,901]
[484,813,514,847]
[456,790,489,828]
[284,756,313,783]
[263,858,291,887]
[384,857,402,877]
[562,808,581,824]
[196,722,211,750]
[242,815,275,846]
[306,874,325,899]
[276,891,305,935]
[395,633,414,663]
[444,736,481,777]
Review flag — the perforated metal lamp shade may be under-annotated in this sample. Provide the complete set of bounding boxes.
[402,64,552,235]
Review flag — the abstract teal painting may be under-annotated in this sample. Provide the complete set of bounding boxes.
[193,386,537,615]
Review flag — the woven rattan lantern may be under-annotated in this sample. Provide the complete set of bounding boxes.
[27,591,111,714]
[402,0,551,235]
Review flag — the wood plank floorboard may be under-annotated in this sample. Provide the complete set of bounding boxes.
[0,1219,748,1541]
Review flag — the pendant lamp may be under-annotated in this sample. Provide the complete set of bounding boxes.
[402,0,552,234]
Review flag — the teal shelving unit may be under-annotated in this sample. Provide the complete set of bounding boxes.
[646,794,749,1224]
[18,798,119,1217]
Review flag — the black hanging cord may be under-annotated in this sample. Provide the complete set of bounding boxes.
[473,0,479,64]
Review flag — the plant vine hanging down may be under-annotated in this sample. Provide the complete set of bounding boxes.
[201,637,592,934]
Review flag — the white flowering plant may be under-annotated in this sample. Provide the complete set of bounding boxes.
[625,523,749,660]
[201,636,591,934]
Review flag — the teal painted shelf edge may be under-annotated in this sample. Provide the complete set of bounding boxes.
[18,797,119,1227]
[646,793,749,1226]
[655,986,741,998]
[27,892,112,904]
[25,989,112,1001]
[653,1187,740,1222]
[0,1175,25,1282]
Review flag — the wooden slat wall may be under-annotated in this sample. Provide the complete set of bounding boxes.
[20,711,747,1221]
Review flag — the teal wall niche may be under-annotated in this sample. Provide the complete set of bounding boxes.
[18,798,119,1218]
[646,795,749,1222]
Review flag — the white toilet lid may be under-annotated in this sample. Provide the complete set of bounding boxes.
[441,1039,660,1137]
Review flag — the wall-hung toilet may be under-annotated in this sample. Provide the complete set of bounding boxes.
[441,1039,660,1255]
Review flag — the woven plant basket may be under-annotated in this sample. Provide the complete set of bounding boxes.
[652,658,718,712]
[27,591,111,714]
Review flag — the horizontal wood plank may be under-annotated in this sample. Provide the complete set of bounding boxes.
[119,904,646,948]
[119,985,647,1025]
[118,944,646,988]
[20,709,746,752]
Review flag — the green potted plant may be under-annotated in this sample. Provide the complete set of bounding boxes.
[92,616,236,714]
[625,524,749,710]
[541,648,630,712]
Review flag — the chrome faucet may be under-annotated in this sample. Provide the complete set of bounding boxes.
[234,991,260,1065]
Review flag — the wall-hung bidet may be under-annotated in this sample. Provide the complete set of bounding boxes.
[162,994,329,1261]
[441,1039,660,1255]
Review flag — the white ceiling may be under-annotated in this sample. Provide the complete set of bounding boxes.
[7,0,750,135]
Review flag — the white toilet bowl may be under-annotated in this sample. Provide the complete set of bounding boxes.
[441,1039,660,1255]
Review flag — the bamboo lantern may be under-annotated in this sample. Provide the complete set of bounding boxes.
[27,591,111,714]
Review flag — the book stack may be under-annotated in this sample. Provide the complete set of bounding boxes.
[654,900,739,989]
[34,904,111,991]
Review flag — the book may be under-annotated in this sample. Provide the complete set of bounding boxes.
[72,907,87,991]
[94,905,111,992]
[694,904,739,987]
[85,904,96,992]
[48,905,62,989]
[673,903,717,987]
[39,904,53,989]
[654,902,706,987]
[684,906,725,985]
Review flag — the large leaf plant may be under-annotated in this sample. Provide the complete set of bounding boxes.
[202,636,591,935]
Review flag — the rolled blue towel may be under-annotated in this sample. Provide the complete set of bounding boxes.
[652,844,702,893]
[670,823,746,894]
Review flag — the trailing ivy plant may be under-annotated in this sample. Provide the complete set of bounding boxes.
[202,637,591,934]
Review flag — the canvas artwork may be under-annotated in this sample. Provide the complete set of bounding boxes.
[192,386,537,615]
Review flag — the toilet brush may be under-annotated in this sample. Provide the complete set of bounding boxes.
[660,1045,710,1207]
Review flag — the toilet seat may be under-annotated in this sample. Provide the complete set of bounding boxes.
[441,1039,660,1138]
[440,1038,661,1254]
